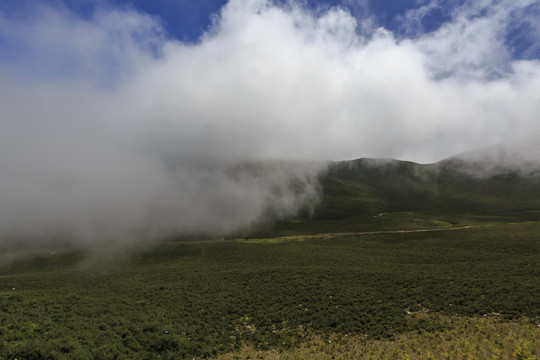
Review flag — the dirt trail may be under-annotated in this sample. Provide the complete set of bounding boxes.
[328,225,480,237]
[160,225,493,245]
[232,224,495,244]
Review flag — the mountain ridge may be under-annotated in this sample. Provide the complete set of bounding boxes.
[314,148,540,220]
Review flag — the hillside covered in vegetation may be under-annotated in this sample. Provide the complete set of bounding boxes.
[318,154,540,219]
[1,152,539,359]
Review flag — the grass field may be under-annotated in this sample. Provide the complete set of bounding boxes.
[1,218,539,359]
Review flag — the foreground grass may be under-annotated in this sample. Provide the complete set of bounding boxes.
[1,221,539,359]
[218,316,540,359]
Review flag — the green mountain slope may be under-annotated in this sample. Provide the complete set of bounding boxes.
[316,156,540,220]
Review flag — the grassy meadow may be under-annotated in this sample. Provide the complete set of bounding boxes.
[1,217,539,359]
[2,157,540,359]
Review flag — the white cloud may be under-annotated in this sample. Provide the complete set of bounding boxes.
[0,0,539,249]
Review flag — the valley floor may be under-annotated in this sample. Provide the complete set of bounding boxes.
[1,218,539,359]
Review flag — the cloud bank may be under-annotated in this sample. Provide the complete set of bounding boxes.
[0,0,539,250]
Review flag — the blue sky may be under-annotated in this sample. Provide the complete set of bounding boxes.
[2,0,423,41]
[2,0,539,59]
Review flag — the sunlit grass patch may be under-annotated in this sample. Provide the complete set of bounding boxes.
[217,316,540,360]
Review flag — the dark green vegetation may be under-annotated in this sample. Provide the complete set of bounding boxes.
[1,156,540,359]
[316,157,540,221]
[266,156,540,237]
[1,222,539,359]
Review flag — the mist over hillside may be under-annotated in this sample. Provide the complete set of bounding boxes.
[444,142,540,177]
[0,159,323,265]
[2,0,540,265]
[3,142,540,266]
